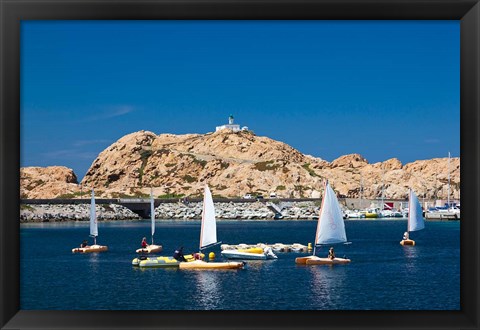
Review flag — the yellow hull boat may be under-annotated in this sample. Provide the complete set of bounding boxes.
[132,253,202,267]
[178,260,244,270]
[237,247,264,254]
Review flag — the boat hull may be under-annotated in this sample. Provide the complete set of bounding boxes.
[221,250,267,260]
[134,256,180,268]
[178,260,244,270]
[290,244,308,252]
[72,244,108,253]
[295,255,351,265]
[400,239,416,246]
[237,247,264,254]
[132,253,200,267]
[135,244,163,254]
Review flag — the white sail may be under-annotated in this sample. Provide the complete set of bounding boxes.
[408,189,425,232]
[150,188,155,237]
[315,181,347,245]
[199,184,218,250]
[90,189,98,237]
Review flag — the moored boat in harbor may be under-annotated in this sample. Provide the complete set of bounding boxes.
[221,246,277,260]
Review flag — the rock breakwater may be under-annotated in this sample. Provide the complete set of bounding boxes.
[20,204,141,223]
[20,201,321,222]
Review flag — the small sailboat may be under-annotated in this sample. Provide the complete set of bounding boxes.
[72,189,108,253]
[179,184,244,270]
[400,189,425,246]
[136,189,162,254]
[295,180,351,265]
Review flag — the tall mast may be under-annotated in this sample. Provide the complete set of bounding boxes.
[380,165,385,211]
[360,175,364,209]
[447,152,451,208]
[199,183,207,252]
[313,179,328,256]
[90,188,98,245]
[407,189,411,234]
[150,187,155,245]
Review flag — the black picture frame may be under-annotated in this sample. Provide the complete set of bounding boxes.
[1,0,478,329]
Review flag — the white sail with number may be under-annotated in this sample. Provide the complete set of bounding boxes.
[315,181,347,245]
[199,184,218,250]
[90,189,98,238]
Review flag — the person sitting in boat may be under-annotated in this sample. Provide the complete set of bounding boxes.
[80,240,88,248]
[173,247,187,262]
[141,237,148,249]
[403,232,409,240]
[328,247,335,260]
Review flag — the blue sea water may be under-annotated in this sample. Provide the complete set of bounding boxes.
[20,219,460,310]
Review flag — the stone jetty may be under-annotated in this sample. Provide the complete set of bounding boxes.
[20,203,141,223]
[20,201,321,222]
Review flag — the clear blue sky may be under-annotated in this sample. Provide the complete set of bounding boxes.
[21,20,460,180]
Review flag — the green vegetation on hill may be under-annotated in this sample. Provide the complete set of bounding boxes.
[57,191,91,199]
[302,163,319,177]
[158,193,185,199]
[254,160,280,171]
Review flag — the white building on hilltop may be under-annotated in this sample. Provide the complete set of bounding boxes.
[216,115,248,132]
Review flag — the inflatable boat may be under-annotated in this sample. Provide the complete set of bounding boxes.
[132,253,202,267]
[221,247,277,260]
[72,244,108,253]
[133,256,181,268]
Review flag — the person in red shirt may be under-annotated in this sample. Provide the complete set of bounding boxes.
[141,237,148,249]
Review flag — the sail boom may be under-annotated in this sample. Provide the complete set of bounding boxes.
[316,239,348,246]
[200,241,222,251]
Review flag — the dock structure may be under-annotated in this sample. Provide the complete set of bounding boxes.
[221,242,310,253]
[424,212,459,220]
[265,202,283,219]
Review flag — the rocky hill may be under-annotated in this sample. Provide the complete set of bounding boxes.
[20,166,80,199]
[20,130,460,200]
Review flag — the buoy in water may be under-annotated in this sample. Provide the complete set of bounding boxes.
[209,252,215,260]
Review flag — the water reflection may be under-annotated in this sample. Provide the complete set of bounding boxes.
[243,259,277,271]
[402,246,419,273]
[307,265,347,310]
[192,271,221,310]
[88,252,100,272]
